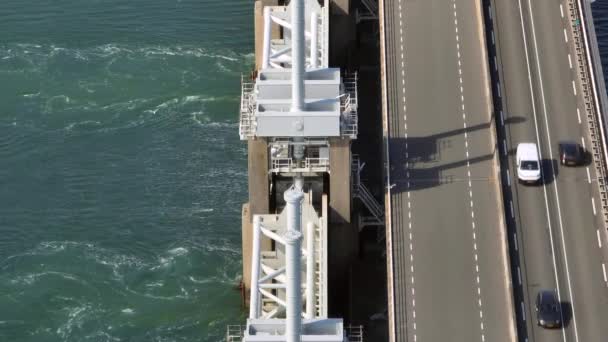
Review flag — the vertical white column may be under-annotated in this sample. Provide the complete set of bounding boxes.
[284,188,304,342]
[291,0,305,111]
[249,216,262,319]
[306,222,315,319]
[310,12,318,69]
[294,173,304,191]
[262,6,272,69]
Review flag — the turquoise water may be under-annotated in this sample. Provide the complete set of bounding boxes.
[0,1,252,341]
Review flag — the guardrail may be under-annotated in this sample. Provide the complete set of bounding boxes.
[567,0,608,230]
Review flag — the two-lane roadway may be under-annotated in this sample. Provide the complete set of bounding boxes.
[489,0,608,340]
[383,0,515,341]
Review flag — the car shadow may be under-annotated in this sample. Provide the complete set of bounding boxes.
[540,158,559,186]
[582,150,593,167]
[504,116,527,125]
[560,301,572,328]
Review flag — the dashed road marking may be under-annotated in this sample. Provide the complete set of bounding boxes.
[592,197,597,216]
[597,229,602,248]
[568,53,573,69]
[453,3,484,341]
[560,4,564,18]
[572,80,577,95]
[577,108,581,124]
[510,200,515,218]
[564,28,568,43]
[587,167,592,184]
[603,263,607,283]
[517,266,522,285]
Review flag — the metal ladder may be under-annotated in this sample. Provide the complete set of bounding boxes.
[352,155,384,228]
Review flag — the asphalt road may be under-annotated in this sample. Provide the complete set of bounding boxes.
[489,0,608,340]
[383,0,514,341]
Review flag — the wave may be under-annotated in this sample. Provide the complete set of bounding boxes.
[0,43,252,67]
[9,271,86,286]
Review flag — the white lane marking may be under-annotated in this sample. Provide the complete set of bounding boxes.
[521,302,526,321]
[517,266,522,285]
[572,80,577,95]
[503,140,508,155]
[598,229,603,248]
[568,53,573,69]
[560,4,564,18]
[453,5,484,341]
[603,264,607,283]
[521,0,579,339]
[491,30,495,45]
[506,169,511,186]
[587,167,592,184]
[581,137,586,149]
[489,5,493,21]
[514,232,518,251]
[398,11,417,336]
[564,28,568,43]
[592,197,597,216]
[497,84,501,97]
[510,200,515,218]
[494,55,498,71]
[577,108,581,124]
[500,110,504,126]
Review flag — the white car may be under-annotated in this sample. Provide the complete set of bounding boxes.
[516,143,541,184]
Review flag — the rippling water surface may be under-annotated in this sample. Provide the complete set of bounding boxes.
[0,1,251,341]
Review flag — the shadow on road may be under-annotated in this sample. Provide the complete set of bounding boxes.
[560,301,572,328]
[540,158,559,186]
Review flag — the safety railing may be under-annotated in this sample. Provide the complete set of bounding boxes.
[341,72,359,139]
[345,325,364,342]
[270,157,330,173]
[566,0,608,229]
[239,75,256,140]
[225,325,244,342]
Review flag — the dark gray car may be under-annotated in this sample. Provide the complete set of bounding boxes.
[535,290,562,328]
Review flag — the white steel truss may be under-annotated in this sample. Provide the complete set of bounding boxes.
[262,0,329,70]
[249,191,327,320]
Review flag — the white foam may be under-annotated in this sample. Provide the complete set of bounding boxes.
[168,247,188,256]
[121,308,134,314]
